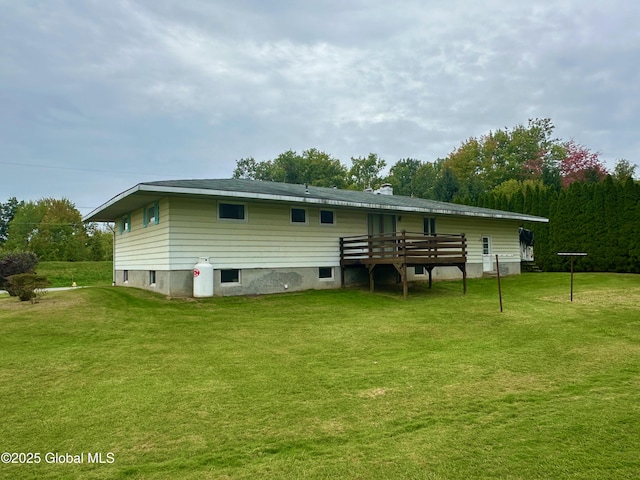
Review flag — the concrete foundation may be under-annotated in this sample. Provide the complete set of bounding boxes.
[114,261,522,297]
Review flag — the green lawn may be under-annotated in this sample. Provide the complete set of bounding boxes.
[36,261,113,288]
[1,273,639,479]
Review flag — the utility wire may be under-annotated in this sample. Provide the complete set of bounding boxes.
[0,161,187,177]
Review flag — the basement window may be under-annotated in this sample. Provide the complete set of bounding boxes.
[123,270,129,283]
[220,269,240,284]
[149,270,157,286]
[414,266,426,275]
[318,267,334,280]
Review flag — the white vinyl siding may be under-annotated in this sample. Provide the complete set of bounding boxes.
[437,216,521,264]
[398,214,521,266]
[114,198,170,270]
[114,197,522,273]
[166,198,366,270]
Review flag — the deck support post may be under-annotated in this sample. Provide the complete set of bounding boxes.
[341,232,467,299]
[392,263,408,300]
[368,265,375,293]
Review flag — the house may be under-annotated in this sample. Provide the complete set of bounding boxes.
[83,179,548,297]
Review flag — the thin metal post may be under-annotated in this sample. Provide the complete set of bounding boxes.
[570,256,574,302]
[496,254,503,312]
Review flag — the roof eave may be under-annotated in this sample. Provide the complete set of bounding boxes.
[83,183,549,223]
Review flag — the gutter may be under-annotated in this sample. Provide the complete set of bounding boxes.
[84,183,549,224]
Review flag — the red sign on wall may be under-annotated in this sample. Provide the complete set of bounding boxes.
[194,269,200,278]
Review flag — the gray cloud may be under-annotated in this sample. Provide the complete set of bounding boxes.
[1,0,638,213]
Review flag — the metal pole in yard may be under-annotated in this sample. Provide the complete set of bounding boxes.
[496,254,503,313]
[557,253,588,302]
[570,256,574,302]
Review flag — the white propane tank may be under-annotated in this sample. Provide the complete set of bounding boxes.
[193,257,214,297]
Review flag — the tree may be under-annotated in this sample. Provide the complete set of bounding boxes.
[86,223,114,261]
[433,167,459,202]
[411,161,442,199]
[559,140,608,187]
[386,158,422,196]
[4,198,88,261]
[232,149,348,188]
[299,148,348,188]
[3,201,47,252]
[613,159,637,181]
[348,153,387,191]
[0,197,19,246]
[0,251,39,289]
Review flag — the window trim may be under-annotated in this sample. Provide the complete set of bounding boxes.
[143,201,159,227]
[218,202,247,222]
[220,268,241,285]
[318,267,334,280]
[291,207,308,225]
[424,217,436,235]
[119,214,131,234]
[319,209,335,226]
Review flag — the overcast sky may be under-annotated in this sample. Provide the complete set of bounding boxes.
[1,0,639,216]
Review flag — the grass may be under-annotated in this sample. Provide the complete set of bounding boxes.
[0,273,639,479]
[36,261,113,288]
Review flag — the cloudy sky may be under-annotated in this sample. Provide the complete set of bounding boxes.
[1,0,639,216]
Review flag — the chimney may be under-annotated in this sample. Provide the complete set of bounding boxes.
[375,183,393,195]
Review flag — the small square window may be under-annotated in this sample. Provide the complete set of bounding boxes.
[219,203,245,220]
[149,270,157,285]
[415,266,426,275]
[119,214,131,234]
[220,269,240,284]
[318,267,334,279]
[291,208,306,223]
[144,202,159,227]
[320,210,335,225]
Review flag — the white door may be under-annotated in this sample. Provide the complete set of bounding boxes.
[482,236,493,272]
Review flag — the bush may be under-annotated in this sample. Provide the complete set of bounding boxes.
[0,252,39,292]
[5,273,49,302]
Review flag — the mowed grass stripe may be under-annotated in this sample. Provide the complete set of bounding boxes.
[0,273,639,479]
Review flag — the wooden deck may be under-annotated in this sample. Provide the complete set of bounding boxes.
[340,231,467,298]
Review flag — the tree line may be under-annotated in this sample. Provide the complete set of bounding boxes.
[0,198,112,261]
[234,118,638,273]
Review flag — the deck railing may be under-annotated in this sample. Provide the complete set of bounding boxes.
[340,232,467,266]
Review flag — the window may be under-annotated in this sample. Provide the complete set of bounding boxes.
[291,208,307,224]
[119,214,131,234]
[149,270,156,285]
[318,267,334,280]
[424,217,436,234]
[144,202,159,227]
[320,210,335,225]
[123,270,129,283]
[219,203,246,220]
[414,266,426,275]
[220,269,240,284]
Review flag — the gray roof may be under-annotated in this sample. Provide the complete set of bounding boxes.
[83,178,548,223]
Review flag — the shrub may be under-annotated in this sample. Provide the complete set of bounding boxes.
[0,252,39,293]
[5,273,49,302]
